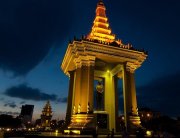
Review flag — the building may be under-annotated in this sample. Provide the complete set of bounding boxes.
[138,107,161,122]
[20,104,34,125]
[35,118,41,129]
[41,101,52,130]
[61,0,147,133]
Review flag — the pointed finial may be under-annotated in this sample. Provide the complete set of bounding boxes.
[98,0,104,6]
[87,0,115,42]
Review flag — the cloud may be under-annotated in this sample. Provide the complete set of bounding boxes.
[57,97,67,103]
[20,101,26,104]
[137,72,180,117]
[0,111,20,116]
[0,98,4,101]
[4,101,17,108]
[0,1,73,76]
[4,84,58,101]
[4,84,67,103]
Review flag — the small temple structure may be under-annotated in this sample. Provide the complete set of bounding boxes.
[41,101,52,130]
[61,0,147,134]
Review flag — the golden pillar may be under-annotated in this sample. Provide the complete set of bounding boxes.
[129,72,138,115]
[88,65,95,113]
[65,57,95,132]
[104,71,118,131]
[128,70,141,127]
[122,63,141,131]
[73,67,81,113]
[66,71,75,125]
[79,65,94,113]
[122,64,131,130]
[114,76,120,132]
[72,57,95,114]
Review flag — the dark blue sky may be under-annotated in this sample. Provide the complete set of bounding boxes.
[0,0,180,120]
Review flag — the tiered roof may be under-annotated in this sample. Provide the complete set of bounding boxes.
[42,101,52,116]
[87,0,115,42]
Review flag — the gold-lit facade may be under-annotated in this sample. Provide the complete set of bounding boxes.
[61,0,147,133]
[87,0,115,42]
[41,101,52,129]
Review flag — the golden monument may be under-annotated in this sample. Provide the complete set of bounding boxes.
[41,101,52,130]
[61,0,147,134]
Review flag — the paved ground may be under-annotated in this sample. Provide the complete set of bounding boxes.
[3,131,161,138]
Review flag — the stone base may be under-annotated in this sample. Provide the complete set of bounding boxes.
[93,111,109,134]
[128,115,141,133]
[129,115,141,126]
[64,111,110,135]
[64,114,95,134]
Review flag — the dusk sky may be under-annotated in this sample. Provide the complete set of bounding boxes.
[0,0,180,121]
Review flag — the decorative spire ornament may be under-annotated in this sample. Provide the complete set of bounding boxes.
[87,0,115,42]
[41,101,52,128]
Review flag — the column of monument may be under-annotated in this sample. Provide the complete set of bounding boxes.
[87,65,95,113]
[129,71,138,116]
[114,76,120,131]
[122,64,132,131]
[123,63,139,131]
[105,72,116,131]
[73,66,81,114]
[80,65,89,113]
[73,58,95,114]
[66,71,75,125]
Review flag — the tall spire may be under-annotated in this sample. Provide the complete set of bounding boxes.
[41,101,52,128]
[98,0,104,6]
[87,0,115,42]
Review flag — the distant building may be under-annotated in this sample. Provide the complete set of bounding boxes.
[41,101,52,130]
[35,118,41,129]
[20,104,34,125]
[138,107,161,122]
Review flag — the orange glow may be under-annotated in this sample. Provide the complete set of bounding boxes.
[147,113,150,117]
[95,16,108,21]
[72,130,81,134]
[64,130,70,134]
[146,130,152,136]
[94,22,109,28]
[93,27,111,34]
[87,0,115,43]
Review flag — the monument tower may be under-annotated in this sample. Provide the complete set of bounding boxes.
[61,0,147,134]
[41,101,52,130]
